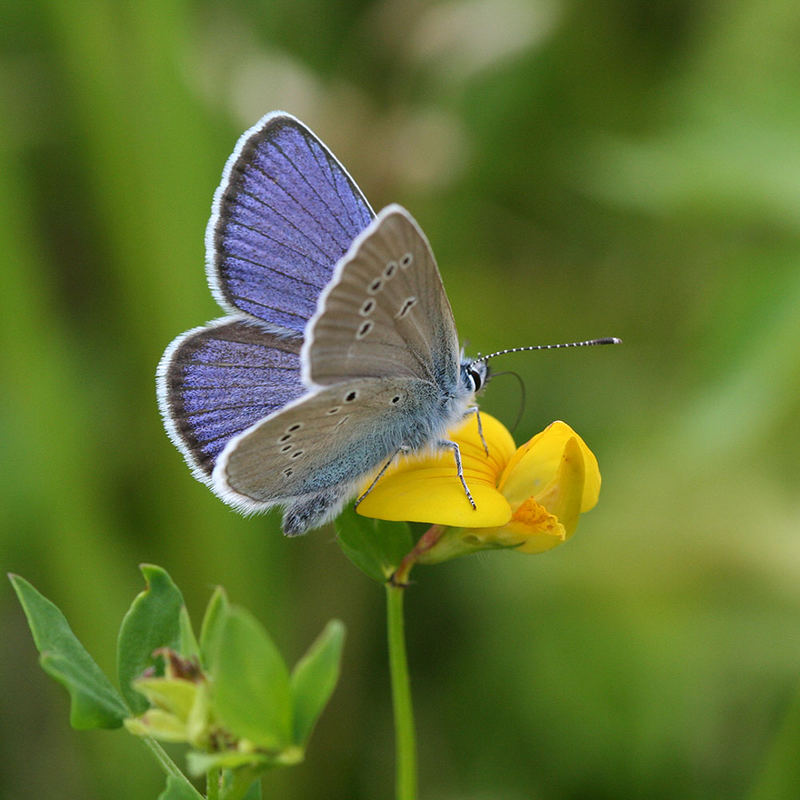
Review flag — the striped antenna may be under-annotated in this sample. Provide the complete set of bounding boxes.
[477,337,622,363]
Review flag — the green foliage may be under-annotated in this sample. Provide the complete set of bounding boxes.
[158,776,204,800]
[117,564,185,713]
[200,586,230,672]
[179,605,202,662]
[290,620,346,745]
[9,574,129,729]
[335,507,414,582]
[211,606,293,751]
[10,568,344,798]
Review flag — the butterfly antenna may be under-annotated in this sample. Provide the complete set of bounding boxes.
[489,370,526,433]
[478,337,621,363]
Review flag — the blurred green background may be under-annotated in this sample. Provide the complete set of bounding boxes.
[2,0,800,798]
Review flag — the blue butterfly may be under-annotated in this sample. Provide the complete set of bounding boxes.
[157,112,487,535]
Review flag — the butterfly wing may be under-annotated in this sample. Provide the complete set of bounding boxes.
[213,376,436,514]
[157,318,305,481]
[302,204,461,388]
[207,112,374,335]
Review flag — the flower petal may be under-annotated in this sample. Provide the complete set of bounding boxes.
[355,413,515,527]
[499,421,600,511]
[532,435,585,541]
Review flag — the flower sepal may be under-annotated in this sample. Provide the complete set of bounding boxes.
[414,525,527,565]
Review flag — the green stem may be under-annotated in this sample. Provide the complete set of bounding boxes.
[386,582,417,800]
[141,737,204,799]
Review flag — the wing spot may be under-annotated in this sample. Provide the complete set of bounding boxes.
[287,423,302,432]
[283,467,294,478]
[327,406,341,415]
[279,433,291,443]
[356,320,373,339]
[400,252,413,268]
[359,299,375,316]
[291,450,304,459]
[396,296,417,319]
[368,277,383,294]
[391,395,402,404]
[344,390,358,402]
[281,444,292,453]
[384,261,398,278]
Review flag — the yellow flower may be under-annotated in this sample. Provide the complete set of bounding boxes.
[356,413,600,558]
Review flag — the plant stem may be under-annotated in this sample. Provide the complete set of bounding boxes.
[141,737,204,799]
[392,525,445,586]
[386,582,417,800]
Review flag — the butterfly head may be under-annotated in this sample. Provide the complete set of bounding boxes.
[461,359,489,395]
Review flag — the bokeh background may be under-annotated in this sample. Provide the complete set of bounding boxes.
[2,0,800,798]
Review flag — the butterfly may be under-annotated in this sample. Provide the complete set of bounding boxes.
[157,111,488,535]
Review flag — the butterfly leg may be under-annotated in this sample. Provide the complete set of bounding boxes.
[465,406,489,456]
[354,446,410,508]
[437,440,477,509]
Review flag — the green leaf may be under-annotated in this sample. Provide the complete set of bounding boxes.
[179,605,200,661]
[335,506,414,582]
[290,619,345,745]
[242,780,263,800]
[211,606,292,750]
[117,565,184,713]
[219,769,267,800]
[157,775,202,800]
[9,574,129,729]
[199,585,229,671]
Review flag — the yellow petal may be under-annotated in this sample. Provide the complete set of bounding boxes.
[499,421,600,511]
[356,413,515,527]
[534,436,585,540]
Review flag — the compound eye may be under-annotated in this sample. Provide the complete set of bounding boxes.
[468,368,483,392]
